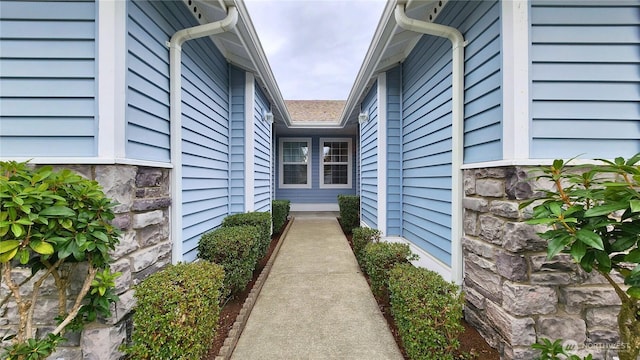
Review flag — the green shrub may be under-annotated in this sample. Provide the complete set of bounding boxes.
[124,261,224,360]
[362,242,417,298]
[389,263,464,360]
[337,194,359,233]
[352,227,381,266]
[272,199,290,234]
[222,212,272,258]
[198,225,260,298]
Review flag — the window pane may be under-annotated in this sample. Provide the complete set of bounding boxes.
[323,164,348,184]
[283,142,308,163]
[283,164,308,184]
[323,141,348,163]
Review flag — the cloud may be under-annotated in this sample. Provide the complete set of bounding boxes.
[245,0,386,100]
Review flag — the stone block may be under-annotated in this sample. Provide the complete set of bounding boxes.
[464,306,500,349]
[505,167,535,200]
[47,346,82,360]
[131,242,172,273]
[489,200,520,219]
[502,281,557,316]
[476,178,505,198]
[531,254,578,273]
[464,261,502,304]
[95,165,137,214]
[132,210,164,229]
[467,252,496,271]
[111,258,132,295]
[464,210,479,236]
[107,290,136,325]
[538,316,587,345]
[136,167,164,187]
[463,197,489,212]
[479,215,505,245]
[504,346,540,360]
[475,168,506,179]
[464,285,486,310]
[132,197,171,212]
[82,323,126,360]
[587,329,620,346]
[137,222,169,247]
[502,222,548,252]
[111,214,131,231]
[110,230,139,259]
[586,307,619,329]
[530,272,576,286]
[560,286,621,309]
[486,301,536,346]
[496,251,528,282]
[462,237,496,259]
[464,171,476,195]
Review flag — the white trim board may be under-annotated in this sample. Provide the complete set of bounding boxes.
[244,73,256,212]
[376,73,388,236]
[384,236,453,283]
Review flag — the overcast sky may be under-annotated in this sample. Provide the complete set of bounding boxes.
[245,0,387,100]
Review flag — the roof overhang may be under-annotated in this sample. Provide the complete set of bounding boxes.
[191,0,292,125]
[339,0,443,127]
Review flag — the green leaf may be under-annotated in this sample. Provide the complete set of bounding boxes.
[525,217,557,225]
[39,206,75,217]
[626,286,640,299]
[626,249,640,263]
[18,248,29,264]
[630,199,640,213]
[552,159,564,170]
[92,231,109,243]
[29,241,54,255]
[576,229,604,250]
[0,240,20,253]
[547,236,570,259]
[10,223,23,237]
[549,202,562,216]
[570,240,587,263]
[584,203,628,217]
[15,218,33,225]
[594,250,612,272]
[0,247,18,262]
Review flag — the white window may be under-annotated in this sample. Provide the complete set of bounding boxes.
[279,138,312,189]
[320,138,352,189]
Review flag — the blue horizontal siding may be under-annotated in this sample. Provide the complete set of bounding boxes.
[530,0,640,159]
[360,84,378,228]
[0,0,97,157]
[386,66,402,236]
[254,83,272,213]
[275,135,357,204]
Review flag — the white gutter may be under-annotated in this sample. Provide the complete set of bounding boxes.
[394,4,465,285]
[169,7,239,264]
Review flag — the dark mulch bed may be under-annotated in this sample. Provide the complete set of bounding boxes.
[342,228,499,360]
[203,220,288,360]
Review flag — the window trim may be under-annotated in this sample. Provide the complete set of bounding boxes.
[279,137,312,189]
[319,138,352,189]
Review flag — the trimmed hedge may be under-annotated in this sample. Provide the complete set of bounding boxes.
[198,225,260,298]
[389,263,464,360]
[222,212,272,258]
[362,242,416,298]
[125,262,224,360]
[352,227,381,266]
[272,199,290,234]
[337,194,359,233]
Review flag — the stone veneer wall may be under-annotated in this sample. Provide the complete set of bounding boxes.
[0,164,172,360]
[463,166,622,360]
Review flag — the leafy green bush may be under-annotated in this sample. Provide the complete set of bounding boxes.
[272,200,290,234]
[198,225,260,299]
[389,263,464,360]
[124,262,224,360]
[532,338,593,360]
[338,194,359,233]
[522,154,640,360]
[362,242,417,298]
[352,227,381,266]
[222,212,271,258]
[0,161,121,359]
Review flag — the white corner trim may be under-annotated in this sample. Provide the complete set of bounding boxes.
[502,0,530,161]
[245,73,256,212]
[97,0,127,159]
[383,236,454,283]
[376,73,387,236]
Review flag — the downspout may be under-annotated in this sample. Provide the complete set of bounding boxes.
[169,7,238,264]
[394,4,465,285]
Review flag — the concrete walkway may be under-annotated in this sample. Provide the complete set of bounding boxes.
[230,213,403,360]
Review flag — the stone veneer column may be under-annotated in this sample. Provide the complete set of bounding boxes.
[0,165,172,360]
[463,167,622,360]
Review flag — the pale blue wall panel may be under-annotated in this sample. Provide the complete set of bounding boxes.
[229,66,246,214]
[0,0,97,157]
[530,0,640,158]
[360,84,378,228]
[254,83,272,213]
